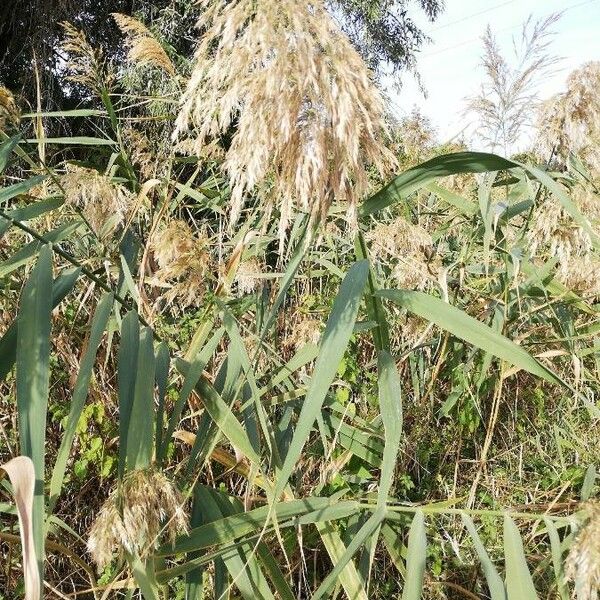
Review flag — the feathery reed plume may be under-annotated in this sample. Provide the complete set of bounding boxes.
[151,220,211,307]
[174,0,396,240]
[235,257,263,296]
[0,86,20,130]
[466,14,560,153]
[112,13,176,76]
[87,468,187,570]
[60,165,130,237]
[535,62,600,170]
[366,216,437,290]
[566,502,600,600]
[60,22,107,93]
[528,185,600,296]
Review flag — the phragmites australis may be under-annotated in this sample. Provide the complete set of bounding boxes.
[174,0,396,242]
[535,61,600,170]
[565,502,600,600]
[60,165,130,237]
[150,220,212,307]
[112,13,176,76]
[87,468,187,570]
[528,186,600,296]
[366,216,437,290]
[60,22,108,93]
[0,86,20,130]
[235,257,264,296]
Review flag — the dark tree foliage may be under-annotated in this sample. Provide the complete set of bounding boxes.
[0,0,196,109]
[330,0,444,75]
[0,0,443,109]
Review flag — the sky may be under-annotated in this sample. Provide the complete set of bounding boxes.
[386,0,600,150]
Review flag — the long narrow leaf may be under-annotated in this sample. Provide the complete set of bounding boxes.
[503,516,538,600]
[378,289,562,385]
[402,510,427,600]
[16,244,53,579]
[274,261,369,500]
[462,513,506,600]
[48,292,113,510]
[377,351,402,506]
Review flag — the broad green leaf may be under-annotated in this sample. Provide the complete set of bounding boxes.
[360,151,598,249]
[127,327,156,470]
[361,152,515,216]
[581,464,596,501]
[462,513,506,600]
[402,510,427,600]
[377,351,402,506]
[154,342,170,461]
[184,371,261,468]
[21,109,107,118]
[0,267,80,382]
[129,553,160,600]
[0,197,64,240]
[0,135,20,172]
[118,311,140,478]
[313,510,384,600]
[425,182,477,214]
[274,260,369,500]
[316,521,369,600]
[48,292,113,511]
[160,497,358,556]
[185,481,208,600]
[544,517,568,600]
[16,244,53,578]
[381,522,406,577]
[355,232,390,352]
[258,342,319,397]
[163,327,225,461]
[194,486,276,600]
[0,175,47,205]
[503,516,538,600]
[378,289,562,385]
[24,136,116,146]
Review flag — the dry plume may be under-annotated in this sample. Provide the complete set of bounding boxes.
[174,0,396,241]
[112,13,176,76]
[87,468,187,570]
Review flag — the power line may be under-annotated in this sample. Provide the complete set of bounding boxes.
[429,0,517,32]
[420,0,598,60]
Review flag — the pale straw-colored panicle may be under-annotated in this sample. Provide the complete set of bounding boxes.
[392,257,433,291]
[60,22,108,93]
[528,186,599,264]
[87,468,188,571]
[366,216,433,259]
[535,61,600,171]
[174,0,396,243]
[560,255,600,298]
[235,257,263,296]
[60,165,131,237]
[565,502,600,600]
[283,312,322,355]
[150,219,212,308]
[528,185,600,297]
[366,216,437,290]
[112,13,176,76]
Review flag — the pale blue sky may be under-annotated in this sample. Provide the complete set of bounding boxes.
[386,0,600,149]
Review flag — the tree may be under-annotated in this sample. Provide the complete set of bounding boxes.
[329,0,444,76]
